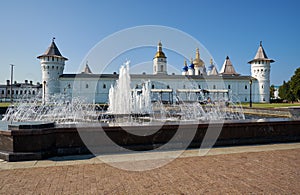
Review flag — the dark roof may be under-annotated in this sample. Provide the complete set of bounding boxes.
[219,56,240,76]
[37,38,68,60]
[81,64,93,74]
[60,73,255,81]
[248,41,274,63]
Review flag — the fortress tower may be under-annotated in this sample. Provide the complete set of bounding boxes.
[248,41,274,103]
[37,38,68,101]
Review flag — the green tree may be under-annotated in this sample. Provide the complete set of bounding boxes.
[279,80,290,100]
[289,67,300,102]
[270,85,275,99]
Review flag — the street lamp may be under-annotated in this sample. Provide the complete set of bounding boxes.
[249,79,252,108]
[43,80,46,104]
[10,64,15,103]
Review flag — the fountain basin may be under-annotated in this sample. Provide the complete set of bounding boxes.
[0,119,299,161]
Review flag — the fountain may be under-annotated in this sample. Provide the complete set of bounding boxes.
[0,61,299,162]
[108,61,152,115]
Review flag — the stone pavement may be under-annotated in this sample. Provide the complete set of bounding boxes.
[0,143,299,194]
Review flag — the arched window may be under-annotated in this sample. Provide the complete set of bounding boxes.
[262,85,264,89]
[32,91,35,95]
[167,85,170,89]
[245,85,248,89]
[152,84,155,89]
[86,84,89,88]
[228,85,231,89]
[213,85,216,89]
[103,84,106,89]
[160,65,164,72]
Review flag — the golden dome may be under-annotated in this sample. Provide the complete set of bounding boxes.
[154,51,166,58]
[193,48,204,67]
[154,41,167,58]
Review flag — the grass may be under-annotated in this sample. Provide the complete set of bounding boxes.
[241,102,300,108]
[0,102,11,108]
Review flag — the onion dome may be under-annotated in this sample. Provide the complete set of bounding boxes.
[182,60,188,71]
[188,58,194,69]
[193,48,204,67]
[154,41,166,58]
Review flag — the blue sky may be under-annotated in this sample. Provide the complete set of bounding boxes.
[0,0,299,85]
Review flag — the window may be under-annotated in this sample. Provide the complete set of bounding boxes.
[51,57,54,61]
[32,91,35,95]
[228,85,231,89]
[245,97,247,101]
[1,90,4,95]
[24,90,27,94]
[167,85,170,89]
[103,84,106,89]
[52,66,54,69]
[16,90,18,95]
[183,85,186,89]
[198,85,201,89]
[160,65,164,72]
[7,90,10,95]
[213,85,216,89]
[86,84,89,88]
[152,84,155,89]
[68,84,71,88]
[262,85,264,89]
[245,85,248,89]
[28,91,31,95]
[20,90,23,95]
[263,97,265,101]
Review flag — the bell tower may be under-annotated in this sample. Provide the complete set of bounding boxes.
[248,41,274,103]
[153,41,167,75]
[37,38,68,101]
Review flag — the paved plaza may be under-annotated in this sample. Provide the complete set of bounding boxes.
[0,143,299,194]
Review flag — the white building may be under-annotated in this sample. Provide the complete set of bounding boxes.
[37,39,275,104]
[0,80,41,102]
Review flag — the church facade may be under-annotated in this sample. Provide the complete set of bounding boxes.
[37,39,274,104]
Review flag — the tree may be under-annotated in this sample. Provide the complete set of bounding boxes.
[270,85,275,99]
[279,67,300,103]
[289,67,300,102]
[279,81,290,101]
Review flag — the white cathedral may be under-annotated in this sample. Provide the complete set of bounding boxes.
[37,39,274,104]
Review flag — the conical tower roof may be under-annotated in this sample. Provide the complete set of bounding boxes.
[81,62,93,74]
[248,41,274,63]
[37,38,68,60]
[220,56,240,76]
[210,66,219,75]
